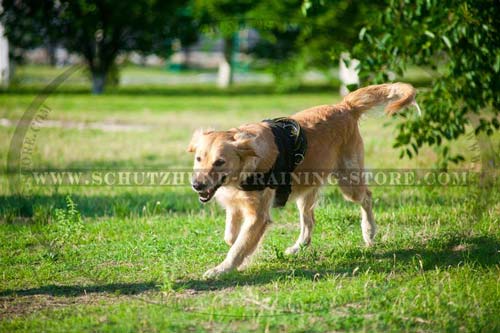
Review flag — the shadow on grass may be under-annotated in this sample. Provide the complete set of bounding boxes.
[0,184,468,222]
[0,282,159,297]
[0,191,201,220]
[322,187,471,210]
[174,235,500,292]
[0,235,497,297]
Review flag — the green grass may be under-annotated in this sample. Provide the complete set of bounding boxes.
[0,66,499,332]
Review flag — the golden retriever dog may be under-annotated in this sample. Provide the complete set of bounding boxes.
[188,83,417,278]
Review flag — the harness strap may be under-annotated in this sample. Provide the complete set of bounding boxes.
[239,117,307,207]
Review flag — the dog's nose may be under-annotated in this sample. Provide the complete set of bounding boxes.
[192,181,207,192]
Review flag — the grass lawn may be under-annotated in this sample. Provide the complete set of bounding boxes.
[0,66,499,332]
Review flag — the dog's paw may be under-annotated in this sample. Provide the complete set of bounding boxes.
[364,239,375,247]
[237,257,251,271]
[362,231,376,247]
[284,246,300,255]
[203,265,233,279]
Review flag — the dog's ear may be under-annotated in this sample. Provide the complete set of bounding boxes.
[187,129,203,153]
[232,131,259,157]
[187,129,215,152]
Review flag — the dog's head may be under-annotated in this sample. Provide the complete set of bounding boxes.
[187,129,260,203]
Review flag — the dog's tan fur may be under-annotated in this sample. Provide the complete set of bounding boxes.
[188,83,417,278]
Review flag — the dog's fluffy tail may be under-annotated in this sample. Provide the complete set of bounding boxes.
[343,82,417,118]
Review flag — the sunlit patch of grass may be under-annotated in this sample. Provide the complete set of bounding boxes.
[0,66,499,332]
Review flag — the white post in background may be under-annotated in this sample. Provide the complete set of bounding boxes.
[217,58,231,88]
[0,23,9,86]
[339,52,359,96]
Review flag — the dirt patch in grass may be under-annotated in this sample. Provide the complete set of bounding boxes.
[0,288,204,319]
[0,293,136,319]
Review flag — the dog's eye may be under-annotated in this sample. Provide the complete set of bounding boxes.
[196,156,201,162]
[213,159,225,167]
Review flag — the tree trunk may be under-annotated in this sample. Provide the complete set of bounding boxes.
[91,72,106,94]
[217,36,234,88]
[0,23,9,86]
[182,46,190,69]
[46,43,57,67]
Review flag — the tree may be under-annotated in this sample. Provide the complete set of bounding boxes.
[0,0,62,65]
[350,0,500,167]
[195,0,259,88]
[249,0,382,90]
[175,5,201,69]
[0,23,9,85]
[0,0,191,93]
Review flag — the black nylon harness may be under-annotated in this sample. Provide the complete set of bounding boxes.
[239,117,307,207]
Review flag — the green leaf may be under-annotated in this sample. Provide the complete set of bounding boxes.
[441,35,452,49]
[424,30,435,38]
[346,83,359,92]
[411,143,419,154]
[359,27,367,41]
[494,54,500,73]
[301,0,312,16]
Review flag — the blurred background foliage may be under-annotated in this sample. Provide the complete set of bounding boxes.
[0,0,498,167]
[350,0,500,167]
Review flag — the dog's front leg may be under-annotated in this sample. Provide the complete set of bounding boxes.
[224,209,242,246]
[204,213,268,278]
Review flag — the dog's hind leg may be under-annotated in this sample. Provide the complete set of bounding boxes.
[337,139,376,246]
[285,188,318,255]
[360,189,376,246]
[339,177,376,246]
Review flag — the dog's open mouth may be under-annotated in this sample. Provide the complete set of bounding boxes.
[197,175,227,204]
[198,187,217,203]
